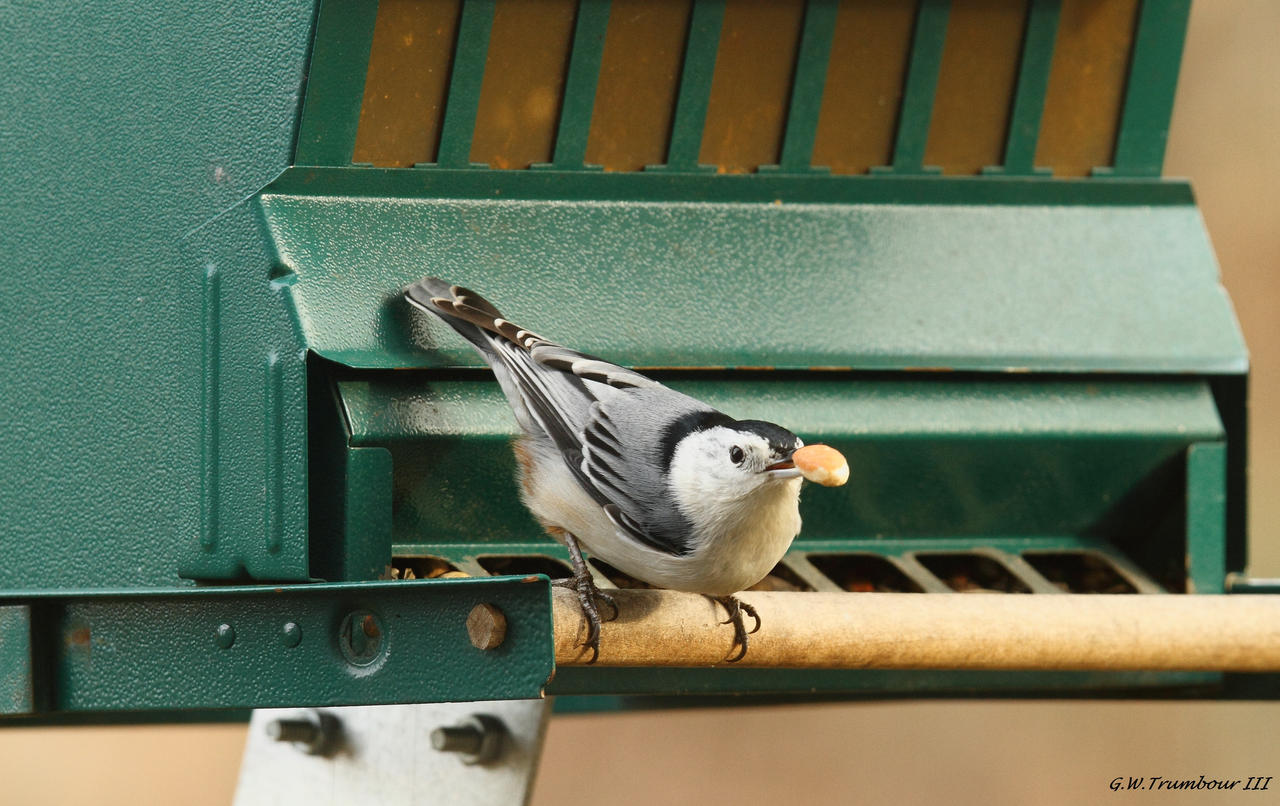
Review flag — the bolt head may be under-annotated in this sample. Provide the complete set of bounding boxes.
[467,603,507,650]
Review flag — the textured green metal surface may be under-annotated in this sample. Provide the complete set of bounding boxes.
[180,199,312,583]
[0,1,316,589]
[2,579,552,715]
[0,608,33,715]
[873,0,949,175]
[985,0,1058,177]
[258,183,1244,374]
[333,372,1221,553]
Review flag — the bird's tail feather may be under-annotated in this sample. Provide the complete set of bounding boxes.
[404,276,546,434]
[404,276,544,354]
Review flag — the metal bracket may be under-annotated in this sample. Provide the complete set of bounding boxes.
[235,699,550,806]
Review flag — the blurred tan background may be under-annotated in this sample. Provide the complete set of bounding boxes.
[3,2,1277,803]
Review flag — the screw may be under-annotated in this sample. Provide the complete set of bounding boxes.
[467,603,507,650]
[430,714,507,765]
[266,710,342,756]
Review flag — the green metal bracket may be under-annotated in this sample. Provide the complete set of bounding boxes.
[294,0,380,166]
[2,579,553,717]
[533,0,612,171]
[872,0,950,175]
[425,0,496,169]
[647,0,725,173]
[984,0,1059,177]
[182,199,313,584]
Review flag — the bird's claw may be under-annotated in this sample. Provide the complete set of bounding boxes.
[553,571,617,663]
[711,595,761,663]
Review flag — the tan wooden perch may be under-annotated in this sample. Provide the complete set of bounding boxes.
[551,588,1280,670]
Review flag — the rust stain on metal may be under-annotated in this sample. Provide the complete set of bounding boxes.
[68,627,91,647]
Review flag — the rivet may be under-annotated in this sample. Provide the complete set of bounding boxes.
[281,621,302,648]
[215,623,236,649]
[467,603,507,651]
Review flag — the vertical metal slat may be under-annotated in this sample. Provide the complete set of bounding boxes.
[767,0,838,174]
[1104,0,1191,177]
[1186,443,1227,594]
[537,0,612,170]
[294,0,380,166]
[432,0,497,169]
[872,0,950,175]
[984,0,1059,176]
[649,0,726,172]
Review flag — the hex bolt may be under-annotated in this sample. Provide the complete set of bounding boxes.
[430,714,508,765]
[432,725,485,755]
[266,709,342,756]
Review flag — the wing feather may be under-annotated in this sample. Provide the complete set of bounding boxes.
[406,276,693,556]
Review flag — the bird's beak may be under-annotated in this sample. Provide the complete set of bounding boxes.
[764,453,802,481]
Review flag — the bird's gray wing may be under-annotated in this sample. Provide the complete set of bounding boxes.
[579,393,702,556]
[404,277,695,555]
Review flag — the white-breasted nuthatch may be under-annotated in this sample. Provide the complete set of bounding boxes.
[405,277,845,662]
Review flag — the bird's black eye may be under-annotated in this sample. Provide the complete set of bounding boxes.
[729,446,745,464]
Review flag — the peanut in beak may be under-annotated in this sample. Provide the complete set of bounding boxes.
[792,444,849,487]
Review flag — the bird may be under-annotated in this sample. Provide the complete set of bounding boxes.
[405,277,816,663]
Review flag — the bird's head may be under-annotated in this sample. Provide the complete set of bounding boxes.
[663,414,805,533]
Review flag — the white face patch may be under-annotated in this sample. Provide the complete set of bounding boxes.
[667,427,774,521]
[666,425,804,582]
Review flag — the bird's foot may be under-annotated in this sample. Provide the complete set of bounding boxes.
[552,572,617,664]
[710,595,761,663]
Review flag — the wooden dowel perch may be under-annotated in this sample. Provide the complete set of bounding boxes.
[551,588,1280,671]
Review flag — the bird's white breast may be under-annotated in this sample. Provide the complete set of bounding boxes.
[519,438,802,595]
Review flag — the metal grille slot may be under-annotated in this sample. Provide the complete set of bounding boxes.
[915,552,1031,593]
[808,553,924,593]
[476,555,573,580]
[388,555,461,580]
[1022,551,1140,594]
